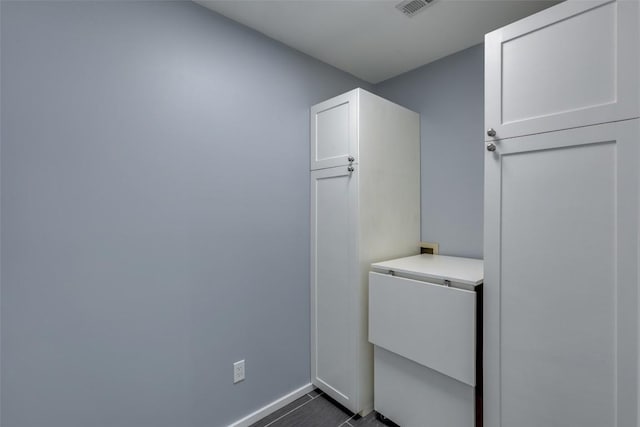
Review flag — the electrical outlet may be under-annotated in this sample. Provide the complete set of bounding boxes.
[420,241,439,255]
[233,360,245,384]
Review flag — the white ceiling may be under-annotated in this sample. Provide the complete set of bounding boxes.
[195,0,559,83]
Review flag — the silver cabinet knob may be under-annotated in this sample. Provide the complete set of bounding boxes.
[347,156,355,163]
[487,143,497,152]
[347,166,355,172]
[487,128,496,137]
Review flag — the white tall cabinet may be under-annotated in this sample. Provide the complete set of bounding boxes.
[310,88,420,415]
[484,1,640,427]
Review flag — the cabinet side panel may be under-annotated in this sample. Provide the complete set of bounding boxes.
[357,90,421,411]
[358,90,421,262]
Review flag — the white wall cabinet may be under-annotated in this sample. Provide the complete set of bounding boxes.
[484,0,639,142]
[310,88,420,415]
[484,2,640,426]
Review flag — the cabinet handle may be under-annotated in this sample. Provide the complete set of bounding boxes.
[347,156,355,163]
[487,143,497,152]
[487,128,496,137]
[348,166,355,172]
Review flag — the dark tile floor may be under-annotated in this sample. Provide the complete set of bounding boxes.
[249,389,392,427]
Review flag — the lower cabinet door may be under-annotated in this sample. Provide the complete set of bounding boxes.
[310,166,359,411]
[374,346,475,427]
[484,119,640,427]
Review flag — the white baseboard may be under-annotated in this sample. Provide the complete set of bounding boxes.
[227,383,315,427]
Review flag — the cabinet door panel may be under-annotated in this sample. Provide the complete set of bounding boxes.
[484,120,639,427]
[311,90,358,170]
[485,0,639,141]
[369,272,476,386]
[310,166,358,409]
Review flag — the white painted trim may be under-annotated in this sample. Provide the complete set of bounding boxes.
[227,383,314,427]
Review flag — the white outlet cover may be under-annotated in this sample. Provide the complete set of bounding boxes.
[233,360,245,384]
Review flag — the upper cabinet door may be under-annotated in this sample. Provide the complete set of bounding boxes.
[311,90,358,170]
[485,0,640,141]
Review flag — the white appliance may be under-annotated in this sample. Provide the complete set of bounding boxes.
[369,254,483,427]
[310,88,420,415]
[484,1,640,426]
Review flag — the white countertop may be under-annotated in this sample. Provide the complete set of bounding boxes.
[371,254,484,286]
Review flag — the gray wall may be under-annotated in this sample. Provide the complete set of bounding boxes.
[0,2,366,426]
[374,45,484,259]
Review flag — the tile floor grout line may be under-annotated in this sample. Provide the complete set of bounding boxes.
[337,413,357,427]
[305,391,322,399]
[261,391,325,427]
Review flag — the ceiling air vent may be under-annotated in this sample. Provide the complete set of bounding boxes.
[395,0,435,17]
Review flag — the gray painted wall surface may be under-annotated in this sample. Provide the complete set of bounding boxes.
[0,2,366,426]
[375,45,485,259]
